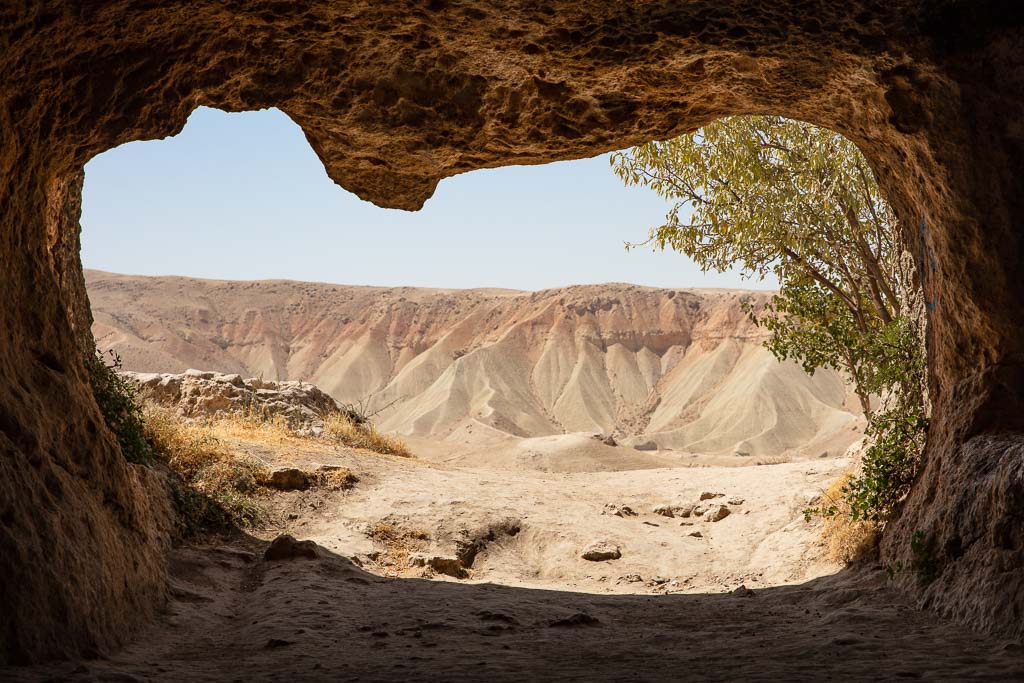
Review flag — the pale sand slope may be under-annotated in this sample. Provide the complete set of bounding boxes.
[8,442,1021,681]
[87,270,864,460]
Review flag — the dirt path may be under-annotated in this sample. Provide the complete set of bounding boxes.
[5,443,1022,680]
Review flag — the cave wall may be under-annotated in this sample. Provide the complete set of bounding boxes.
[1,0,1022,662]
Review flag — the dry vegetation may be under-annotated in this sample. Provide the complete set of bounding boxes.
[818,473,879,564]
[367,520,431,572]
[324,413,411,457]
[143,405,407,532]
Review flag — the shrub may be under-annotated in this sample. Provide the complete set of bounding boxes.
[812,473,880,564]
[324,413,411,457]
[85,348,152,464]
[143,404,269,531]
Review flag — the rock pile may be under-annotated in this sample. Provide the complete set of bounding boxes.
[124,369,342,435]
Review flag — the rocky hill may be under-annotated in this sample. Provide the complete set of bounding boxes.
[87,270,862,458]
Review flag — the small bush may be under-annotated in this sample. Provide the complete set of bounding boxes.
[810,473,879,564]
[144,404,269,531]
[85,349,152,464]
[324,413,411,457]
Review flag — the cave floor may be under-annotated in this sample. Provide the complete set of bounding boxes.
[6,540,1022,682]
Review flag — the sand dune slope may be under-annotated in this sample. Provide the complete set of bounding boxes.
[88,270,862,457]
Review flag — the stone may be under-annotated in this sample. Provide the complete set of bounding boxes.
[264,535,320,561]
[654,504,694,518]
[705,505,732,523]
[700,492,725,500]
[581,542,621,562]
[602,434,618,447]
[123,370,341,436]
[633,440,658,451]
[728,497,745,506]
[732,585,756,598]
[689,531,704,538]
[602,503,637,518]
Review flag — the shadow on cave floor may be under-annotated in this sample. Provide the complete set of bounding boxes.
[5,535,1023,682]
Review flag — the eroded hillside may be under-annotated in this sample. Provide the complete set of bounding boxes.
[88,270,862,459]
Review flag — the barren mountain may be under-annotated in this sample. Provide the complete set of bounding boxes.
[87,270,862,459]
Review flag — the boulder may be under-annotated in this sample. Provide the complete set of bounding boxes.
[705,505,731,522]
[264,535,320,561]
[699,492,724,500]
[581,542,621,562]
[633,440,658,452]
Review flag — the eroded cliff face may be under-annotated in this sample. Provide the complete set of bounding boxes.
[1,0,1023,663]
[87,272,862,458]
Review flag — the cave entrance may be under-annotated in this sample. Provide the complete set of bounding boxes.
[82,107,913,596]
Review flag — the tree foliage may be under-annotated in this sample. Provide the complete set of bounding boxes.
[611,115,926,523]
[86,348,153,465]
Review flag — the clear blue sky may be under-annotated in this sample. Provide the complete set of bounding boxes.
[81,107,775,292]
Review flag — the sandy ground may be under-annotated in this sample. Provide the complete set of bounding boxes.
[6,439,1023,681]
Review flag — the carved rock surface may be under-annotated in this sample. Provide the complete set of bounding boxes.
[0,0,1023,664]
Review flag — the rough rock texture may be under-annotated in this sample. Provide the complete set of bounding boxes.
[1,0,1023,664]
[125,369,341,435]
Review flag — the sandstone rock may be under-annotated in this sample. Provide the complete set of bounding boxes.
[603,504,637,518]
[688,531,703,538]
[654,504,694,518]
[700,492,724,501]
[705,505,731,522]
[633,440,658,452]
[732,585,755,598]
[264,535,320,561]
[124,370,341,435]
[581,542,621,562]
[728,497,745,506]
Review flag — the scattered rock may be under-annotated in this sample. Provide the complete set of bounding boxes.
[633,440,658,451]
[650,576,669,585]
[581,542,621,561]
[602,434,618,447]
[264,535,320,561]
[268,468,310,491]
[688,531,703,538]
[734,450,751,457]
[818,450,830,458]
[642,521,659,527]
[699,492,724,500]
[727,497,745,506]
[619,573,643,583]
[655,503,695,518]
[732,585,755,598]
[692,505,706,517]
[602,503,637,518]
[705,505,731,522]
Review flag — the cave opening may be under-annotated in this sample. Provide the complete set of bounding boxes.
[77,106,915,600]
[3,4,1022,675]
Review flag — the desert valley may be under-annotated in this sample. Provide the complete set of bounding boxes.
[11,271,1004,680]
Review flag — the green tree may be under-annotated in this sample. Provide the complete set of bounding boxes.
[612,115,925,522]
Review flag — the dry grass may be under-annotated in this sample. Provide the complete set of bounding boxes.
[819,473,879,564]
[206,408,297,445]
[367,520,431,571]
[324,413,411,457]
[143,404,270,530]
